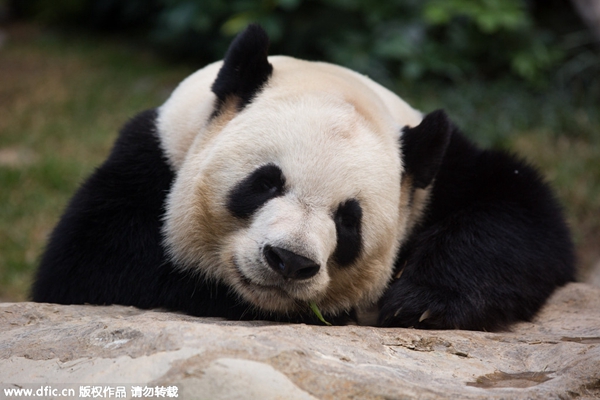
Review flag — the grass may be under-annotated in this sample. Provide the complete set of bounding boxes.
[0,23,598,301]
[0,24,193,300]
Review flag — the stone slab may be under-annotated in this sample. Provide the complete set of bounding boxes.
[1,283,599,399]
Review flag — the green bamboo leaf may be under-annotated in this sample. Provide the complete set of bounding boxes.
[309,302,332,326]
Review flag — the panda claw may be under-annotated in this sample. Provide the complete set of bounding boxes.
[419,309,431,323]
[394,261,407,279]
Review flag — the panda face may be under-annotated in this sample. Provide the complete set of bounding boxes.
[163,86,408,314]
[158,27,427,316]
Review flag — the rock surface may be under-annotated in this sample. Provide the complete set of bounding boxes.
[1,283,599,399]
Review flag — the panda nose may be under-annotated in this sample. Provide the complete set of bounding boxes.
[263,245,320,280]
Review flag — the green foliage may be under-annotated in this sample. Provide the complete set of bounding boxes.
[424,0,528,33]
[13,0,571,85]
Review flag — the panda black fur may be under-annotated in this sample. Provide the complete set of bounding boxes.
[32,25,575,331]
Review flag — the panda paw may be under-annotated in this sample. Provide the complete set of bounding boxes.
[377,278,480,330]
[378,278,441,329]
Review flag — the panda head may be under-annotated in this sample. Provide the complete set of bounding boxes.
[159,25,451,316]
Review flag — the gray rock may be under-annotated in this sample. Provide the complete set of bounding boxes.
[585,259,600,288]
[1,283,599,399]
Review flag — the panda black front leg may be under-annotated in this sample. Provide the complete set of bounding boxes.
[378,122,575,331]
[378,201,574,331]
[376,210,526,331]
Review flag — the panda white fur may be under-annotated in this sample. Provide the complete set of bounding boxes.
[32,25,575,330]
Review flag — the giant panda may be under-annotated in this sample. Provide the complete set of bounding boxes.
[32,25,575,331]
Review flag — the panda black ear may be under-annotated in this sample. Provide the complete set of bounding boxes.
[401,109,452,189]
[211,24,273,111]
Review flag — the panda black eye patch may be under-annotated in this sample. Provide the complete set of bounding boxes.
[227,164,286,219]
[332,199,363,267]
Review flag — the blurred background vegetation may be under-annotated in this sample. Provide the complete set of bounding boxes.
[1,0,599,301]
